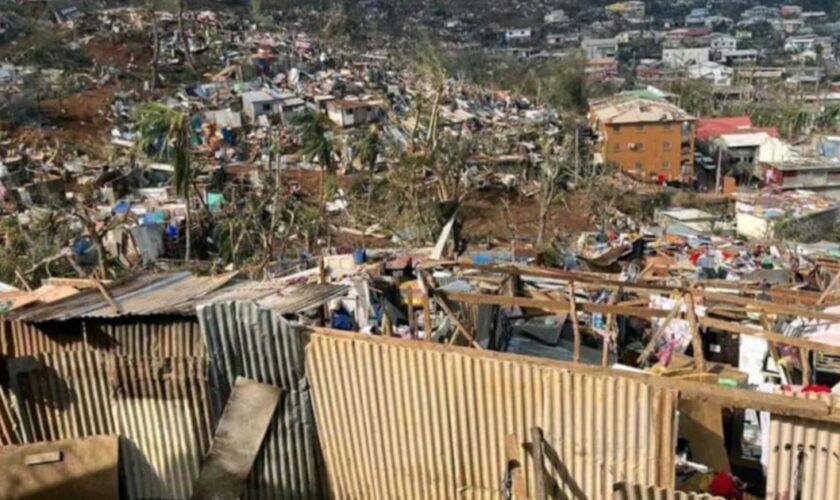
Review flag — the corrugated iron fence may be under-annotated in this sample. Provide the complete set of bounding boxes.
[197,301,328,500]
[306,331,678,499]
[4,350,212,499]
[765,393,840,500]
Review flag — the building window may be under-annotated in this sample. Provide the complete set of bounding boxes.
[636,124,645,132]
[663,141,672,151]
[611,143,621,152]
[612,124,621,133]
[635,162,643,169]
[664,123,672,131]
[661,160,671,169]
[262,103,272,112]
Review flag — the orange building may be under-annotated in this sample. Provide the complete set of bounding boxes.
[589,97,696,182]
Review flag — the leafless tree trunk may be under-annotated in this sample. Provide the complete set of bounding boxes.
[178,0,194,70]
[149,3,160,88]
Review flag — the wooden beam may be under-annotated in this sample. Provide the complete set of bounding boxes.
[700,290,840,323]
[433,293,482,349]
[685,292,706,372]
[699,316,840,357]
[441,291,671,320]
[93,278,121,314]
[569,282,581,363]
[801,348,811,385]
[817,271,840,306]
[530,427,547,500]
[637,302,683,367]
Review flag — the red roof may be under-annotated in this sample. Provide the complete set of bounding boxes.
[697,116,751,141]
[697,116,779,141]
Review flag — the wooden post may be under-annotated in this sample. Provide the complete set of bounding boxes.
[93,278,121,315]
[602,289,619,367]
[422,294,432,340]
[568,282,581,363]
[505,434,526,500]
[407,303,416,337]
[801,348,811,385]
[530,427,547,500]
[685,292,706,372]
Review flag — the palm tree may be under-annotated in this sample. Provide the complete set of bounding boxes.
[132,102,194,260]
[352,123,380,171]
[292,110,334,201]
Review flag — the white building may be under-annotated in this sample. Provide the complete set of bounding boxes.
[709,34,737,55]
[581,37,618,60]
[241,90,306,123]
[544,9,568,24]
[504,28,533,41]
[662,47,710,68]
[719,49,759,65]
[687,61,734,86]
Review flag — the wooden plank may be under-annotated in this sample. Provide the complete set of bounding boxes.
[530,427,547,500]
[569,282,581,363]
[678,399,730,473]
[504,434,526,500]
[802,348,812,385]
[441,291,671,319]
[191,377,282,500]
[700,290,840,323]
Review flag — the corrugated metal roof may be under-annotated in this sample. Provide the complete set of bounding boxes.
[306,330,678,499]
[197,301,328,500]
[9,272,239,323]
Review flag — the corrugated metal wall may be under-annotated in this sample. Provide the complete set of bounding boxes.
[197,301,327,500]
[765,393,840,500]
[0,385,20,446]
[3,350,212,500]
[305,331,677,500]
[109,355,212,499]
[8,350,115,442]
[613,482,723,500]
[1,317,203,357]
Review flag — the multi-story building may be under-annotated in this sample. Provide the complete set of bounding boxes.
[590,98,696,182]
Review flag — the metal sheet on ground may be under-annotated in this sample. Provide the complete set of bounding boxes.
[191,377,282,500]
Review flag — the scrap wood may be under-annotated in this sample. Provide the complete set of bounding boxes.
[529,427,547,500]
[504,434,526,500]
[685,292,706,372]
[93,278,121,314]
[433,291,482,349]
[191,377,282,500]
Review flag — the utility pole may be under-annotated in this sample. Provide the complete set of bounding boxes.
[715,147,723,193]
[574,125,580,185]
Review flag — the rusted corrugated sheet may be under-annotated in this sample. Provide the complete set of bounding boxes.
[7,350,115,443]
[108,355,213,499]
[197,301,327,500]
[2,317,203,358]
[0,385,20,445]
[9,272,238,322]
[613,482,723,500]
[306,331,677,499]
[765,393,840,500]
[92,318,205,357]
